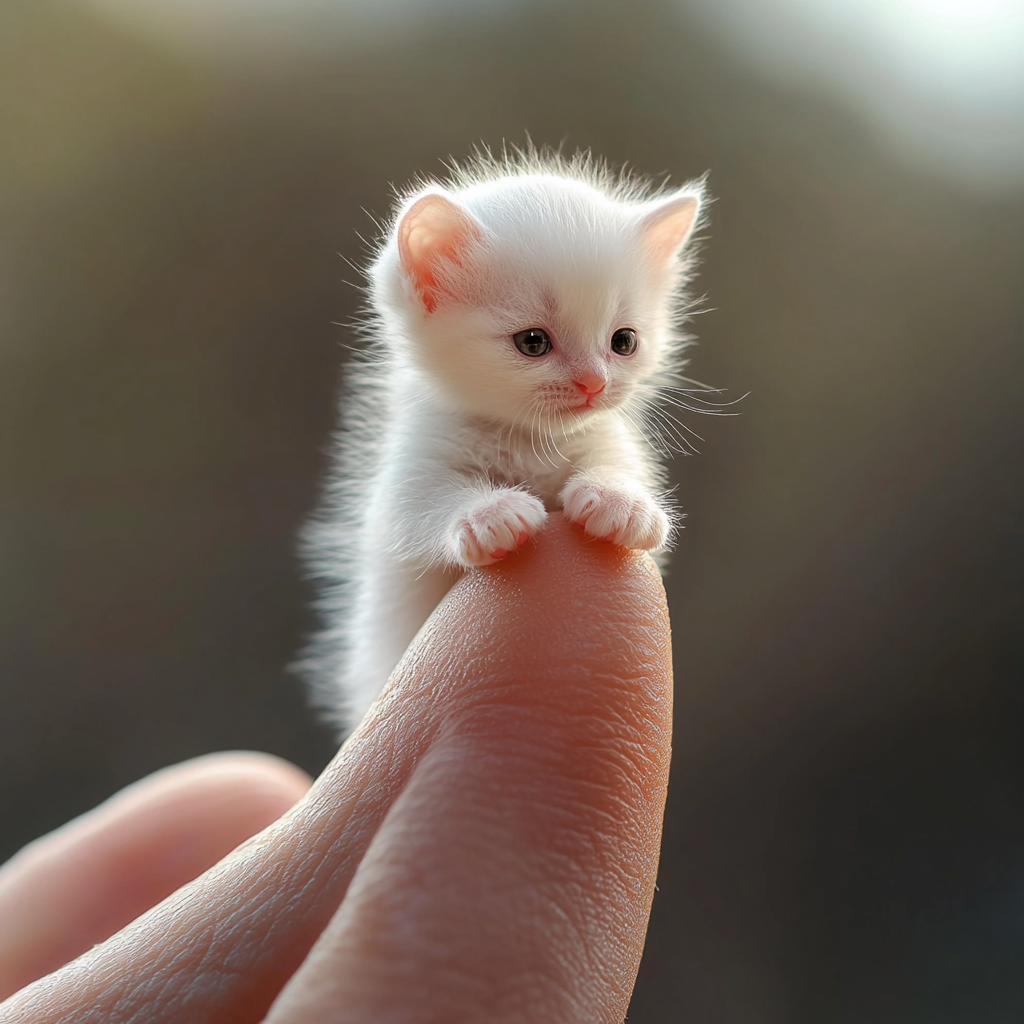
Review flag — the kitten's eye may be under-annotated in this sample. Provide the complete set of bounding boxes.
[610,328,638,356]
[513,328,552,357]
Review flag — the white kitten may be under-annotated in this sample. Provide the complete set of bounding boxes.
[301,150,707,733]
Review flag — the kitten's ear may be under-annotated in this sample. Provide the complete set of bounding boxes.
[638,187,703,267]
[397,191,482,313]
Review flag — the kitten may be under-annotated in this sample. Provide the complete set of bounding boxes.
[302,149,707,733]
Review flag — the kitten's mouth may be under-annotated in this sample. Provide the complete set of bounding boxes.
[568,394,604,413]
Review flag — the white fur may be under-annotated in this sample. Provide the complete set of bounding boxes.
[301,150,707,733]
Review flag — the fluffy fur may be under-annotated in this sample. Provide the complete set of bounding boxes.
[301,148,710,733]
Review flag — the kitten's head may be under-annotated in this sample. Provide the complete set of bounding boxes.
[370,156,704,428]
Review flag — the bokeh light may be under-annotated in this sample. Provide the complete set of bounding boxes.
[693,0,1024,188]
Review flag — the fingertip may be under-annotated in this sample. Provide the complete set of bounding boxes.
[271,517,673,1023]
[0,751,311,1000]
[492,514,667,619]
[416,514,671,725]
[116,751,314,813]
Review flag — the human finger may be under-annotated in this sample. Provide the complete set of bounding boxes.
[265,519,673,1023]
[0,519,671,1024]
[0,752,311,1000]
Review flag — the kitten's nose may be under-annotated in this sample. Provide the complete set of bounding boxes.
[572,372,607,395]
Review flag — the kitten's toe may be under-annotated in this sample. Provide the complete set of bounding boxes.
[452,491,547,567]
[561,480,669,551]
[618,502,671,550]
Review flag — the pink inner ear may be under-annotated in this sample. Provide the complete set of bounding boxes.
[640,194,701,266]
[397,193,482,313]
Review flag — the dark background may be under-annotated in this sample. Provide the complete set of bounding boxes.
[2,0,1023,1020]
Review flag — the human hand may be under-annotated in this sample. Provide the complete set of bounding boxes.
[0,518,673,1023]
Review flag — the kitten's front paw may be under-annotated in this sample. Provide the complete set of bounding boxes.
[561,477,670,551]
[452,490,548,567]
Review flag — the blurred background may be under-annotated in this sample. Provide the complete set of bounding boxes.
[1,0,1022,1018]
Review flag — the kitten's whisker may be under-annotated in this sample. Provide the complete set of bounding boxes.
[546,408,568,465]
[657,383,726,394]
[644,404,701,455]
[633,408,679,458]
[540,409,558,468]
[540,403,557,468]
[533,404,552,467]
[529,406,544,465]
[654,406,706,443]
[653,411,703,453]
[676,374,719,390]
[637,383,742,414]
[510,398,535,464]
[655,394,741,417]
[650,385,729,401]
[536,405,553,468]
[500,402,520,462]
[633,408,680,458]
[637,394,707,445]
[620,408,667,458]
[661,374,725,392]
[655,385,746,409]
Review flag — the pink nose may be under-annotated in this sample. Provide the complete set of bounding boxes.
[573,373,606,395]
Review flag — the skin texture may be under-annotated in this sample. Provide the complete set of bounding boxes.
[0,753,312,1002]
[0,519,673,1024]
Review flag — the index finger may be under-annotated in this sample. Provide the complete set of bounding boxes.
[1,518,672,1024]
[267,519,674,1023]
